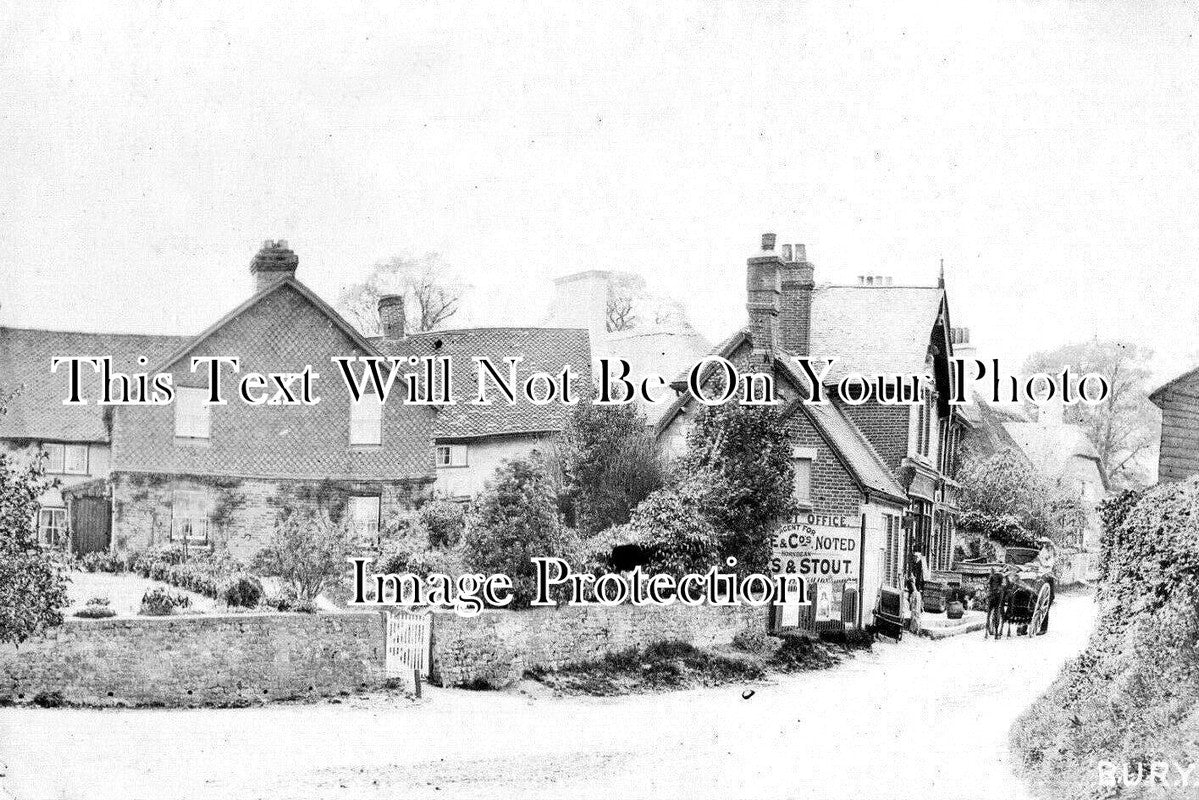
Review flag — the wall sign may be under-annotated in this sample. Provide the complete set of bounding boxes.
[771,516,862,623]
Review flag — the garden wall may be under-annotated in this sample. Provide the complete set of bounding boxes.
[430,603,763,687]
[0,612,385,707]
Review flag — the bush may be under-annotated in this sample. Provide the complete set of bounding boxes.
[1012,476,1199,799]
[252,509,350,601]
[419,500,467,549]
[616,482,720,579]
[0,454,68,645]
[74,604,116,619]
[139,587,191,617]
[220,574,263,608]
[732,626,783,656]
[679,404,796,576]
[463,458,582,607]
[80,551,126,573]
[85,596,110,606]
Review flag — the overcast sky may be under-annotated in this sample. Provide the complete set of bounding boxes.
[3,1,1197,380]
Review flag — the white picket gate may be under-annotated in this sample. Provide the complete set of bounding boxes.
[385,610,432,679]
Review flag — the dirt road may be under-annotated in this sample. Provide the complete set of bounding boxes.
[0,592,1094,800]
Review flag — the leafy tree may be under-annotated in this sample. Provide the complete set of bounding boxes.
[957,448,1086,548]
[1023,339,1158,488]
[679,403,796,576]
[462,458,581,607]
[0,453,68,645]
[550,401,665,535]
[337,253,467,336]
[252,508,351,601]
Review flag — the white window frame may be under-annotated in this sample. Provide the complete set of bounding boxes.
[63,443,89,475]
[348,495,381,543]
[435,444,468,468]
[175,387,211,439]
[42,443,65,474]
[791,446,816,507]
[170,490,211,546]
[350,395,383,446]
[37,508,67,548]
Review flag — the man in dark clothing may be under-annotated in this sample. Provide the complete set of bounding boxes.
[910,550,928,593]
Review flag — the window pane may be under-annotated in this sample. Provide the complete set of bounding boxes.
[43,443,65,473]
[38,508,66,547]
[450,445,467,466]
[175,388,211,439]
[436,446,451,466]
[348,496,380,541]
[792,458,812,505]
[171,490,210,544]
[350,397,383,445]
[63,444,88,475]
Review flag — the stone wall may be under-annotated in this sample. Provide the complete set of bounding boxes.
[430,603,763,688]
[0,612,385,707]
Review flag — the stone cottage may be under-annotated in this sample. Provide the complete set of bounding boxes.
[0,241,589,559]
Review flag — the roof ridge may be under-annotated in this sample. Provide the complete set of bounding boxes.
[0,326,190,339]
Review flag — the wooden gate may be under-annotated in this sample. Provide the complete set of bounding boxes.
[70,496,111,555]
[385,610,432,678]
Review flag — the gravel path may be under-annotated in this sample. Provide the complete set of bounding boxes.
[0,593,1095,800]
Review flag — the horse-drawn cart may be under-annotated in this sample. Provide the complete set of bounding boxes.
[958,546,1055,638]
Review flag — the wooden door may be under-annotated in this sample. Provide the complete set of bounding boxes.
[71,496,111,555]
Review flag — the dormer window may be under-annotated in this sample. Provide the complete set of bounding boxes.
[175,387,211,439]
[350,395,383,446]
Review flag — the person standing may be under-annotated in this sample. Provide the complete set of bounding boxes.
[910,549,928,593]
[905,574,923,635]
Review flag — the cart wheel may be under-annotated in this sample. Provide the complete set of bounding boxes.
[1029,584,1052,637]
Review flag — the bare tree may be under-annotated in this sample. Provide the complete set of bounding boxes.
[337,253,467,336]
[1023,340,1159,489]
[605,273,646,333]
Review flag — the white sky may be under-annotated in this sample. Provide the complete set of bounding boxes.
[2,1,1198,380]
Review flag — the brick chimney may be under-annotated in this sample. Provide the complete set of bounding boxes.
[779,242,815,355]
[377,294,406,339]
[746,233,782,368]
[250,240,299,293]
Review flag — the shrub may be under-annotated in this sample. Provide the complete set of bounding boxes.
[463,458,582,607]
[252,509,351,601]
[85,596,110,606]
[0,454,68,645]
[548,401,666,535]
[1012,476,1199,799]
[732,626,782,656]
[139,587,191,616]
[678,404,796,576]
[613,482,719,579]
[221,574,263,608]
[74,604,116,619]
[419,499,467,549]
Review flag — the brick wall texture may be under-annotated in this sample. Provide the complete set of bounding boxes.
[0,612,385,707]
[430,603,763,688]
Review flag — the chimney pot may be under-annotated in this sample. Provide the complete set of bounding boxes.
[781,244,793,262]
[249,239,299,293]
[761,233,777,251]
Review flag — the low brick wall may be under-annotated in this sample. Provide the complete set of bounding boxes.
[431,603,763,688]
[0,612,385,707]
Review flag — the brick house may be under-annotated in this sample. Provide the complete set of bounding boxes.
[656,235,942,631]
[0,241,588,559]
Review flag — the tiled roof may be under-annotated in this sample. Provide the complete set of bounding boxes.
[1150,365,1199,406]
[655,333,907,504]
[0,327,188,443]
[774,358,908,503]
[809,285,947,384]
[375,327,591,440]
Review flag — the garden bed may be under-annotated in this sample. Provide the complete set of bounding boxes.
[64,571,216,617]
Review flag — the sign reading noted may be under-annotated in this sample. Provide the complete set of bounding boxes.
[771,515,862,624]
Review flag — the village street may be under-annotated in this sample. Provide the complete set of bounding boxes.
[0,592,1095,800]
